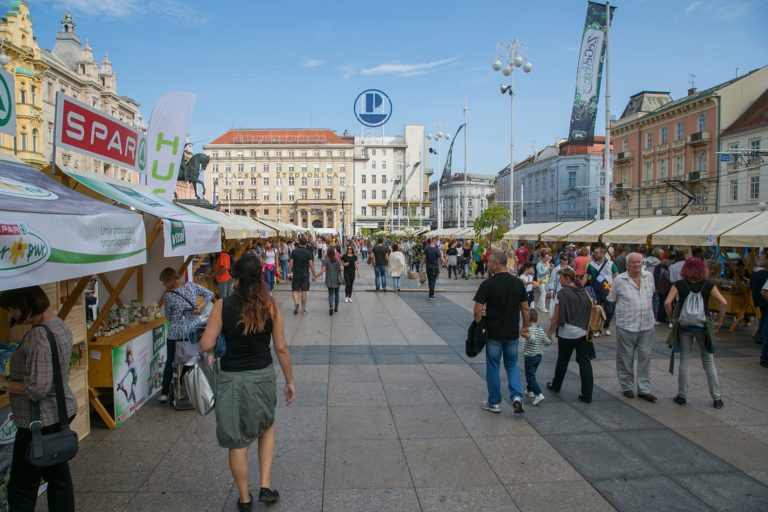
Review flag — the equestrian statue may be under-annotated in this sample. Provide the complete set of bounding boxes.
[178,153,210,200]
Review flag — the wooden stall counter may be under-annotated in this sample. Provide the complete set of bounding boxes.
[88,317,168,430]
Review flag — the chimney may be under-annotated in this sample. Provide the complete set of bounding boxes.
[688,87,698,96]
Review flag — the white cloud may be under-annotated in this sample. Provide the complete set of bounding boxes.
[681,0,766,21]
[360,57,459,77]
[47,0,209,26]
[49,0,142,18]
[302,59,328,69]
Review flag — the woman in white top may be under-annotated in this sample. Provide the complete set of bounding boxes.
[388,244,408,292]
[262,240,279,292]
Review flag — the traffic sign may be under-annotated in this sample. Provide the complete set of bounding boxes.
[0,68,16,137]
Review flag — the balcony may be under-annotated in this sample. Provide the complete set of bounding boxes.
[688,171,701,181]
[725,161,739,172]
[616,151,633,162]
[687,131,710,145]
[656,143,669,152]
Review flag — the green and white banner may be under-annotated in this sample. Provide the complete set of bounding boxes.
[567,1,615,144]
[0,159,146,291]
[63,168,221,257]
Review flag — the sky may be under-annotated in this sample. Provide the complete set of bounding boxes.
[26,0,768,179]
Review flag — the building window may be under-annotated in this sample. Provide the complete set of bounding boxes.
[644,161,653,182]
[696,151,706,172]
[361,206,367,216]
[371,149,376,156]
[250,190,257,200]
[361,190,366,199]
[645,132,653,149]
[750,138,761,151]
[263,163,269,172]
[237,163,244,173]
[340,191,346,202]
[371,174,377,184]
[313,150,320,157]
[659,159,668,180]
[382,175,387,184]
[326,176,332,186]
[288,176,295,186]
[288,164,295,172]
[19,89,26,104]
[263,177,270,186]
[225,164,232,174]
[371,190,377,199]
[250,177,257,186]
[660,127,668,144]
[237,177,244,186]
[340,164,346,173]
[263,192,270,201]
[276,151,282,157]
[750,176,760,199]
[568,170,576,188]
[326,190,333,200]
[313,177,320,187]
[276,163,282,172]
[698,113,707,133]
[237,190,244,200]
[20,132,27,151]
[313,163,320,172]
[645,195,652,209]
[301,164,307,173]
[675,156,684,176]
[361,175,367,184]
[381,190,387,199]
[276,192,282,201]
[276,177,282,186]
[326,150,332,157]
[250,164,256,172]
[264,208,270,216]
[32,129,38,152]
[382,161,387,169]
[31,85,36,105]
[676,122,685,141]
[300,190,308,200]
[313,190,320,200]
[730,179,738,201]
[301,176,307,186]
[288,151,294,157]
[659,192,666,207]
[371,161,376,170]
[340,176,346,186]
[288,193,295,201]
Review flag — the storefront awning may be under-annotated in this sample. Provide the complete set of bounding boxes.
[567,218,633,243]
[178,204,277,240]
[601,216,684,245]
[651,212,762,246]
[0,159,146,291]
[504,222,563,241]
[716,211,768,248]
[64,168,221,257]
[539,220,595,242]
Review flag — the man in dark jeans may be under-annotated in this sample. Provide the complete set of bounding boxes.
[750,256,768,366]
[424,239,446,299]
[372,237,390,292]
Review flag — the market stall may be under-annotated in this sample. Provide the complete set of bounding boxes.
[0,158,148,445]
[600,215,684,245]
[62,168,221,429]
[503,222,563,241]
[539,220,595,242]
[567,218,633,243]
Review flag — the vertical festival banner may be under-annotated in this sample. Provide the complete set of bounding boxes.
[567,1,615,144]
[440,124,465,183]
[144,92,196,200]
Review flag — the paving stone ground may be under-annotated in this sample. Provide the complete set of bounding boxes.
[40,261,768,511]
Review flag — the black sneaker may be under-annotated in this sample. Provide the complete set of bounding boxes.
[713,399,724,409]
[673,395,687,406]
[258,488,280,503]
[237,493,253,511]
[293,304,299,315]
[329,308,333,316]
[512,399,525,414]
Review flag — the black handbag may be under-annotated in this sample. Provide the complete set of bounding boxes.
[26,325,79,468]
[465,318,489,358]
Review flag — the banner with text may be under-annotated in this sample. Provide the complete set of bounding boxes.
[144,92,196,199]
[54,93,147,172]
[567,1,615,145]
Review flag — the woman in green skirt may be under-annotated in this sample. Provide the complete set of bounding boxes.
[200,257,296,510]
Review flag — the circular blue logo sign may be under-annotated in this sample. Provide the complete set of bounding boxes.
[354,89,392,127]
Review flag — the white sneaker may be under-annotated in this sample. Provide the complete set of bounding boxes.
[344,297,349,303]
[158,394,168,403]
[533,394,545,406]
[668,323,673,329]
[526,391,535,399]
[592,331,601,338]
[604,329,611,336]
[348,298,353,303]
[481,401,501,414]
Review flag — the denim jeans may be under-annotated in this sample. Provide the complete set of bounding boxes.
[161,338,179,395]
[392,275,401,290]
[524,354,542,395]
[264,266,275,291]
[485,339,523,405]
[426,265,439,298]
[280,260,289,281]
[218,279,233,299]
[375,266,387,289]
[327,287,340,309]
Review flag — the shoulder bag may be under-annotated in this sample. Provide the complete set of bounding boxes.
[26,325,79,468]
[184,353,217,416]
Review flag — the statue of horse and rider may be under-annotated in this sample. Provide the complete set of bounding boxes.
[177,153,209,199]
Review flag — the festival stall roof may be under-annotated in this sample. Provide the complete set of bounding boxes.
[601,216,684,245]
[256,218,302,236]
[504,222,563,241]
[539,220,595,242]
[63,168,221,257]
[651,212,762,246]
[0,159,146,291]
[424,228,461,238]
[178,204,277,239]
[567,218,634,243]
[717,211,768,247]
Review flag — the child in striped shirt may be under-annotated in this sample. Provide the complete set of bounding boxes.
[524,309,553,405]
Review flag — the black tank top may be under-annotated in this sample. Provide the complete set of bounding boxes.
[220,295,273,372]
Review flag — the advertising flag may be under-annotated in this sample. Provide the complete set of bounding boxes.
[440,124,466,183]
[567,1,615,144]
[144,92,196,200]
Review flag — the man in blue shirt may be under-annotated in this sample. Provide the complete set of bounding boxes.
[424,239,446,299]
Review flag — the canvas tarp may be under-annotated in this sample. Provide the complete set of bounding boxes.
[178,204,277,240]
[0,159,146,291]
[567,218,633,243]
[539,220,595,242]
[651,212,762,246]
[64,168,221,257]
[504,222,563,241]
[601,216,684,245]
[717,211,768,248]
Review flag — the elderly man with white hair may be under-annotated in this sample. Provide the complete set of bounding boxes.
[607,252,658,401]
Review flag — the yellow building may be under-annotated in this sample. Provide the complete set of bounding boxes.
[0,0,47,167]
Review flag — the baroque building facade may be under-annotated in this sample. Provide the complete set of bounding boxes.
[203,129,354,233]
[41,10,146,182]
[429,173,494,229]
[611,66,768,218]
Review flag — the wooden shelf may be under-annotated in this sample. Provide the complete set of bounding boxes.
[90,317,167,350]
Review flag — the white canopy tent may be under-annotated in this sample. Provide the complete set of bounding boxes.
[567,218,633,243]
[177,204,277,239]
[601,216,684,245]
[539,220,595,242]
[504,222,563,241]
[651,212,762,246]
[717,211,768,248]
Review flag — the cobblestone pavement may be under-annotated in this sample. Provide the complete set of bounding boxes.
[41,261,768,511]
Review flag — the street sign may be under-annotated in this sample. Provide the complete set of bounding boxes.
[0,68,16,137]
[54,93,147,173]
[718,153,732,162]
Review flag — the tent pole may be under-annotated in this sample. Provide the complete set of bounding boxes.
[98,273,123,307]
[57,276,91,321]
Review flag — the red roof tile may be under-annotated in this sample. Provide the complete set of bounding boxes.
[721,87,768,137]
[208,129,353,145]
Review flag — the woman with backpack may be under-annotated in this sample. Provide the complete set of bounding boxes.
[664,257,727,409]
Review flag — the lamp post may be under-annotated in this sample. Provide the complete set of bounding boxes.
[492,39,532,228]
[427,127,450,230]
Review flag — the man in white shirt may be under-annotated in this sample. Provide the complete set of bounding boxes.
[668,251,686,284]
[608,252,658,401]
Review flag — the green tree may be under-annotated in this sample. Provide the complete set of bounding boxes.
[473,204,510,250]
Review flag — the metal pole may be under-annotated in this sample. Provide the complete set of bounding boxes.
[463,99,468,229]
[603,0,612,220]
[509,72,515,228]
[437,138,442,230]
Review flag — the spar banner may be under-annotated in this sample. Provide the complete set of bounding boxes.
[567,1,615,144]
[0,160,146,291]
[63,167,221,257]
[54,93,148,173]
[144,92,196,199]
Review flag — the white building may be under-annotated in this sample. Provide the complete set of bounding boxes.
[41,10,146,182]
[428,173,495,229]
[352,125,430,233]
[718,88,767,213]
